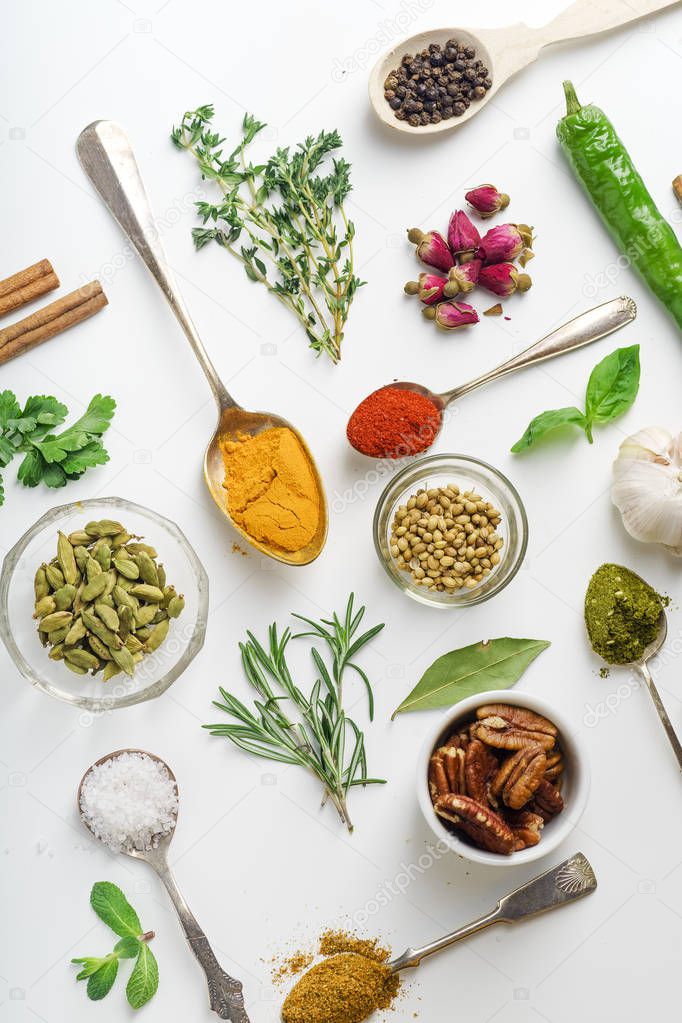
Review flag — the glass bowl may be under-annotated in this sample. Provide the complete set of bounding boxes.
[373,453,528,608]
[0,497,209,712]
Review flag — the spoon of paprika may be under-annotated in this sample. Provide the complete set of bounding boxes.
[347,296,636,459]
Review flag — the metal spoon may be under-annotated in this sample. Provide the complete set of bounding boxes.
[76,120,327,566]
[351,296,636,452]
[388,852,597,973]
[621,583,682,770]
[78,749,250,1022]
[368,0,679,136]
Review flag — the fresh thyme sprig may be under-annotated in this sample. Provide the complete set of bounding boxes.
[204,594,385,832]
[171,105,364,363]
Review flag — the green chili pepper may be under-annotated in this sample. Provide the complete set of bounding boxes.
[557,80,682,330]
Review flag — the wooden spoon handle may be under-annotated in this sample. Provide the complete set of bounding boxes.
[539,0,680,48]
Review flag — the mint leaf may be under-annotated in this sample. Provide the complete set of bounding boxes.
[87,957,119,1001]
[72,956,108,980]
[91,882,142,938]
[115,936,142,959]
[126,944,159,1010]
[585,344,640,432]
[511,407,586,452]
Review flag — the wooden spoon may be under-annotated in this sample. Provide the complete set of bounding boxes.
[369,0,680,136]
[76,120,327,566]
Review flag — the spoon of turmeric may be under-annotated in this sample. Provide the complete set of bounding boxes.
[77,120,327,566]
[347,297,636,458]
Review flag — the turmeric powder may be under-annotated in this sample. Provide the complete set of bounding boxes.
[220,428,320,554]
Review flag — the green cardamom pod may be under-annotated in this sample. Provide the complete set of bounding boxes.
[133,552,159,587]
[45,563,65,590]
[57,532,80,586]
[38,610,73,632]
[68,531,92,546]
[130,583,164,602]
[157,563,166,589]
[167,594,185,619]
[102,661,121,681]
[48,643,65,661]
[98,594,115,609]
[74,545,90,571]
[135,626,152,642]
[144,617,170,653]
[65,648,101,671]
[85,519,124,538]
[81,573,109,602]
[161,585,176,608]
[124,633,143,653]
[94,543,112,571]
[34,566,49,600]
[81,610,122,650]
[85,557,103,582]
[118,605,134,639]
[49,626,70,645]
[113,557,140,580]
[64,660,88,676]
[113,585,138,610]
[110,644,136,677]
[64,618,87,645]
[103,569,117,597]
[95,602,120,632]
[111,531,131,547]
[33,595,56,619]
[53,584,77,611]
[126,542,158,559]
[152,609,168,625]
[88,634,113,661]
[134,604,158,627]
[72,582,86,613]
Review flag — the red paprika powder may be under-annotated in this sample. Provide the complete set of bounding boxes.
[346,386,442,459]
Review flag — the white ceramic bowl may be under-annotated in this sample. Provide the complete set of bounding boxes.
[416,690,590,866]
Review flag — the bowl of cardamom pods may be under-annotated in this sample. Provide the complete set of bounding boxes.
[0,497,208,712]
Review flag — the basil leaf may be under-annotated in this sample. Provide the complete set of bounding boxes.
[585,344,640,427]
[90,882,141,938]
[511,407,586,452]
[126,944,159,1009]
[86,957,118,1001]
[391,638,551,718]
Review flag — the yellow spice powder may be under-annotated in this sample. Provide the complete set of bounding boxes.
[220,427,320,554]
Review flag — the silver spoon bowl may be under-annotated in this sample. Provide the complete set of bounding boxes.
[78,749,250,1022]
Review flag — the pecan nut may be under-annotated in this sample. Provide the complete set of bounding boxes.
[529,779,564,822]
[464,738,499,805]
[504,809,544,850]
[544,751,564,783]
[472,705,556,752]
[434,793,515,855]
[490,744,546,810]
[428,746,466,802]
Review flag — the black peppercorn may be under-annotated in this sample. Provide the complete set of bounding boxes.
[389,96,402,109]
[396,84,407,98]
[472,86,486,99]
[464,45,475,58]
[453,101,466,116]
[445,47,457,62]
[424,87,437,101]
[415,81,427,97]
[401,54,412,66]
[420,111,430,125]
[442,106,453,119]
[446,81,461,97]
[431,111,442,124]
[484,78,492,89]
[423,100,436,112]
[395,109,407,120]
[408,113,420,126]
[453,60,465,72]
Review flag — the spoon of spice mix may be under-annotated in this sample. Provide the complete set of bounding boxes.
[368,2,679,135]
[585,564,682,769]
[282,852,597,1023]
[347,296,636,459]
[78,749,250,1021]
[76,121,327,566]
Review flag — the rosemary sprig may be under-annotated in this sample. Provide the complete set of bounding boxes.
[203,595,385,832]
[171,105,364,364]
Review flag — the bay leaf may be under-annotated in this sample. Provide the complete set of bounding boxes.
[391,637,551,718]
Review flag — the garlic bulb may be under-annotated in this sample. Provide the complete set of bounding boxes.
[612,427,682,555]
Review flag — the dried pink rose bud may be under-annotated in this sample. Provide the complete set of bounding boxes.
[422,300,479,329]
[478,263,532,297]
[404,272,448,305]
[477,223,533,264]
[443,259,482,298]
[447,211,481,261]
[407,228,454,272]
[465,184,510,218]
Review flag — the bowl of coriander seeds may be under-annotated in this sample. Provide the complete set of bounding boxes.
[373,454,527,608]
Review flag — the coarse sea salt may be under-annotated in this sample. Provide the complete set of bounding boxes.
[80,751,178,853]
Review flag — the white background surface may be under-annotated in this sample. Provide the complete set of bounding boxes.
[2,1,682,1020]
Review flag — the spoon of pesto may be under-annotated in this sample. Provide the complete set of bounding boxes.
[585,563,682,769]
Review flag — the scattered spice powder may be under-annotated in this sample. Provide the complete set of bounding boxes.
[231,542,249,557]
[585,563,664,664]
[278,930,401,1023]
[347,386,441,459]
[220,428,320,553]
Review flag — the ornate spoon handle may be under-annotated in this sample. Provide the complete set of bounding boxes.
[637,663,682,770]
[155,861,250,1022]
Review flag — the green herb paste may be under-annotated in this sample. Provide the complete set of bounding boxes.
[584,563,663,665]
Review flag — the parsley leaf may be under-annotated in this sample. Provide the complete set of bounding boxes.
[0,391,115,506]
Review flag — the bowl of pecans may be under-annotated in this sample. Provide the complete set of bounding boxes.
[417,690,590,865]
[373,453,528,608]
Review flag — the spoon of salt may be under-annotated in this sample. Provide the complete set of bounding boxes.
[78,749,250,1022]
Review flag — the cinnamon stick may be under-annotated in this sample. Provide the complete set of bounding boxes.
[673,175,682,207]
[0,259,60,317]
[0,281,108,366]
